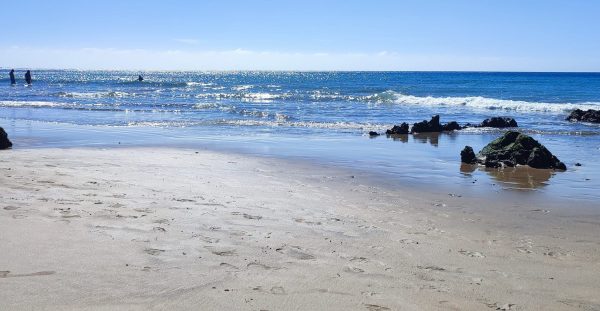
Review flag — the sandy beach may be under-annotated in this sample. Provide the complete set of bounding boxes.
[1,147,599,310]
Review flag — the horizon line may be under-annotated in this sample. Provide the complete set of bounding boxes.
[2,67,600,74]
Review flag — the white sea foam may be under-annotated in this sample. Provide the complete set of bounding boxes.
[193,103,222,109]
[242,93,281,101]
[0,101,77,108]
[364,91,600,113]
[219,119,383,130]
[232,85,254,91]
[194,92,287,102]
[185,82,214,87]
[56,91,132,98]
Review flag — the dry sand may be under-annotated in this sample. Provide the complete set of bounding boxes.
[1,147,599,310]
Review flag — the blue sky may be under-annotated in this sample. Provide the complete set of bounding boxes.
[1,0,599,71]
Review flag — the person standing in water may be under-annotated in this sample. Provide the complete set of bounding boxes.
[9,69,16,85]
[24,70,32,85]
[138,75,144,82]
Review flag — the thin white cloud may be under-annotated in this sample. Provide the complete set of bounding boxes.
[173,38,200,45]
[0,46,597,71]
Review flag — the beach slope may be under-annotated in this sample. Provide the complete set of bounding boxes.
[1,148,599,310]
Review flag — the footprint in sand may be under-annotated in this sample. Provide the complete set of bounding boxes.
[246,262,279,270]
[144,248,165,256]
[3,206,20,210]
[219,262,239,270]
[459,250,485,258]
[275,245,315,260]
[62,214,81,218]
[243,213,262,220]
[417,265,446,271]
[344,266,365,273]
[270,286,286,295]
[174,198,196,203]
[398,238,419,245]
[192,234,220,244]
[364,304,391,311]
[559,299,600,310]
[487,302,516,310]
[0,270,56,278]
[543,250,569,259]
[205,247,237,257]
[349,256,369,263]
[294,218,323,225]
[516,247,534,254]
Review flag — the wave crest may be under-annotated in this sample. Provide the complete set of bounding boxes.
[364,91,600,113]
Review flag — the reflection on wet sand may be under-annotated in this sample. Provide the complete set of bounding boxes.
[412,133,440,146]
[386,134,409,143]
[460,164,554,190]
[385,132,451,146]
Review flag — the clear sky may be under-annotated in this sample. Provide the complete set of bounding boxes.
[1,0,599,71]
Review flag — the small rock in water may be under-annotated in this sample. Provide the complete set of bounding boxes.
[0,127,13,150]
[385,123,409,135]
[566,109,600,123]
[460,146,477,164]
[368,131,380,136]
[479,117,518,128]
[575,162,582,166]
[411,115,443,133]
[442,121,462,131]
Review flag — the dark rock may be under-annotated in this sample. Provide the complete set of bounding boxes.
[442,121,462,131]
[484,158,502,168]
[386,123,409,135]
[476,131,566,170]
[460,146,477,164]
[0,127,12,150]
[411,115,443,133]
[575,162,582,167]
[368,131,380,136]
[566,109,600,123]
[480,117,518,128]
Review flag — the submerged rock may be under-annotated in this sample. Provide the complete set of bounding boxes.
[443,121,462,131]
[460,146,477,164]
[0,127,12,150]
[474,131,566,170]
[566,109,600,123]
[386,123,409,135]
[411,115,443,133]
[479,117,518,128]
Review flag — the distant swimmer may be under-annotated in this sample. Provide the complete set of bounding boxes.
[25,70,32,85]
[9,69,16,85]
[138,75,144,82]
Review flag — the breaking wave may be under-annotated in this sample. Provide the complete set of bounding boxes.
[364,91,600,113]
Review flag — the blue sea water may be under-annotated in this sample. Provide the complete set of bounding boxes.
[1,70,600,204]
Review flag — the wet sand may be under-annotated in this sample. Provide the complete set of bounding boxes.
[1,147,599,310]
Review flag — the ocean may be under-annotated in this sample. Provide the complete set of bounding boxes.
[1,70,599,204]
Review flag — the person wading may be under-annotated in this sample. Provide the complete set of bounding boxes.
[25,70,32,85]
[9,69,16,85]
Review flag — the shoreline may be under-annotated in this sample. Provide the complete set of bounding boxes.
[3,118,600,206]
[1,146,599,310]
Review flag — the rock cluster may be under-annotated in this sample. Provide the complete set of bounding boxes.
[566,109,600,123]
[383,115,518,136]
[479,117,518,128]
[385,123,409,135]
